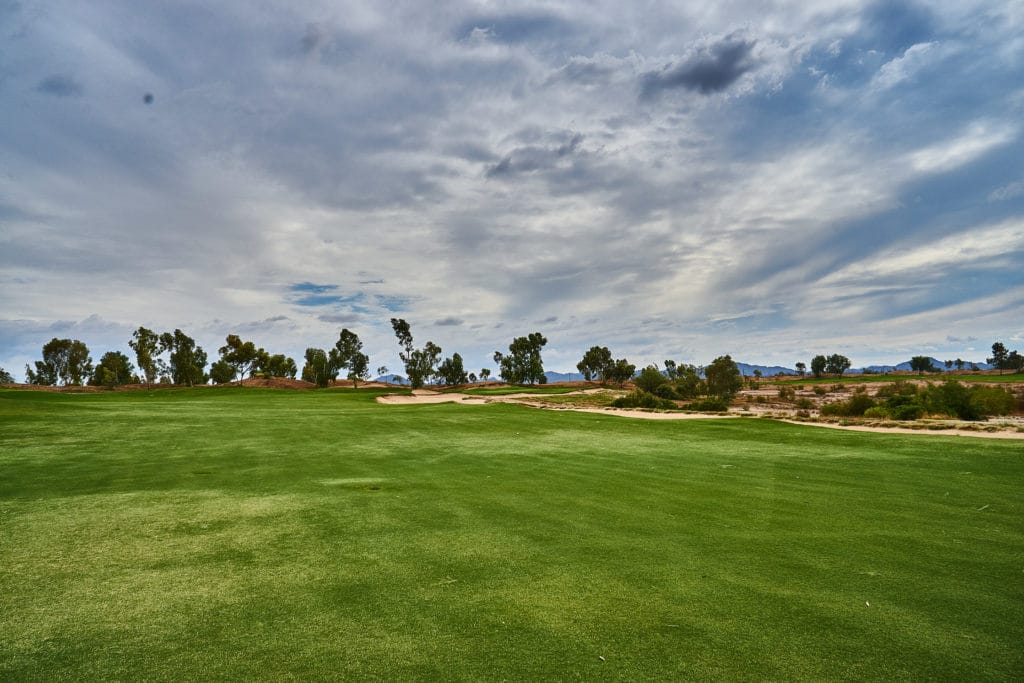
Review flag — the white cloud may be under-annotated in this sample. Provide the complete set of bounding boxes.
[988,178,1024,202]
[870,41,939,90]
[909,122,1017,174]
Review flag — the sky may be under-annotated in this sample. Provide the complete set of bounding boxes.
[2,0,1023,381]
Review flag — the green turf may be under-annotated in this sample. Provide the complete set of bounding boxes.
[1,388,1022,681]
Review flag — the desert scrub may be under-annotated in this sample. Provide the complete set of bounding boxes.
[611,390,677,410]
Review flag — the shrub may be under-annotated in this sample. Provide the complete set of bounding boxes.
[968,385,1014,417]
[891,403,925,421]
[654,384,678,400]
[777,386,796,401]
[794,397,814,409]
[611,390,676,410]
[683,398,730,412]
[818,394,876,417]
[813,386,828,396]
[863,406,890,419]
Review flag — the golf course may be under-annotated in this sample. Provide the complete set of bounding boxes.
[1,387,1022,680]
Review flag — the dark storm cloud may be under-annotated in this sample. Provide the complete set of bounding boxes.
[640,34,756,98]
[550,57,616,86]
[486,132,583,178]
[36,74,83,97]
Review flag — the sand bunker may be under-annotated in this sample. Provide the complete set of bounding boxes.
[376,391,1024,439]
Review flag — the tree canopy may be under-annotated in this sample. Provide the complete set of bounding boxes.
[704,355,742,400]
[159,329,207,386]
[494,333,547,385]
[390,319,441,389]
[26,338,93,386]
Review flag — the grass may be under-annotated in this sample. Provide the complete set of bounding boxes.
[1,387,1022,680]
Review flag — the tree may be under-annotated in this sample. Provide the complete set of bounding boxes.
[705,355,742,401]
[301,347,337,388]
[494,333,547,385]
[825,354,851,377]
[129,326,161,385]
[26,338,92,386]
[0,367,13,384]
[955,358,964,371]
[1007,350,1024,373]
[673,364,704,398]
[468,372,477,383]
[218,334,265,380]
[376,365,388,381]
[909,356,936,374]
[390,319,442,389]
[663,360,679,380]
[634,365,667,393]
[480,368,491,382]
[209,359,237,384]
[577,346,613,382]
[159,329,208,386]
[810,355,827,378]
[89,351,134,387]
[795,361,806,377]
[262,354,297,378]
[348,351,370,387]
[605,358,636,386]
[333,329,371,387]
[944,359,953,370]
[987,342,1009,374]
[437,352,469,385]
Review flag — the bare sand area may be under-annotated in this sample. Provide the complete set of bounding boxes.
[376,391,1024,439]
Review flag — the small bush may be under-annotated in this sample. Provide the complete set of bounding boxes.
[863,406,890,419]
[611,390,676,410]
[891,403,925,421]
[654,384,678,400]
[683,398,730,412]
[794,397,814,409]
[818,393,876,417]
[777,386,796,401]
[813,386,828,396]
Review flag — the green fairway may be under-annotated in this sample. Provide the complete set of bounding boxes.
[1,388,1022,680]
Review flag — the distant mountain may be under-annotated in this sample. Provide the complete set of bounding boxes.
[544,370,586,383]
[375,374,408,385]
[855,358,993,374]
[735,362,797,377]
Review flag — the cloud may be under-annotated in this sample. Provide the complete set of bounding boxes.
[870,41,939,90]
[36,74,83,97]
[434,317,463,326]
[640,33,757,98]
[988,179,1024,202]
[909,122,1016,174]
[455,11,573,45]
[486,131,584,178]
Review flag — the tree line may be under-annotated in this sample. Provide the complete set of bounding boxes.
[6,327,1022,391]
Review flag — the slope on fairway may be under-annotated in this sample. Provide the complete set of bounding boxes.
[1,388,1022,680]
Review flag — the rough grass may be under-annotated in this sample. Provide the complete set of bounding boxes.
[1,388,1022,681]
